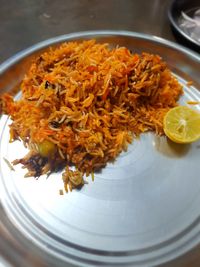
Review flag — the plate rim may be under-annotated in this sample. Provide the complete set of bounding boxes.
[0,30,199,75]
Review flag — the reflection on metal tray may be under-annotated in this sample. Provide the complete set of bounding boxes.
[0,31,200,267]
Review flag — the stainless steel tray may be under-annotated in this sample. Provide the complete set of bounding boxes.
[0,31,200,267]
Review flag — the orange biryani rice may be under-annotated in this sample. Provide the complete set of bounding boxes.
[0,40,183,191]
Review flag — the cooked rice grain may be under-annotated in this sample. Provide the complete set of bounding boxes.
[0,40,183,190]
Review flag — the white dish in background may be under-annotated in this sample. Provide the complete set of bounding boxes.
[168,0,200,49]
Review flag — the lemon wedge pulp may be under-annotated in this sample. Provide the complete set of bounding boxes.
[163,106,200,143]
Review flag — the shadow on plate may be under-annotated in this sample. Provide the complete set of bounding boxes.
[154,135,191,158]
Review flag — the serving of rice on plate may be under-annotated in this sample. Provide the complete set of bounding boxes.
[0,39,183,192]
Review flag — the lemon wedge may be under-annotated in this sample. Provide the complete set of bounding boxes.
[163,106,200,143]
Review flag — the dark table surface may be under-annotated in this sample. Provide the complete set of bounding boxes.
[0,0,178,64]
[0,0,200,266]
